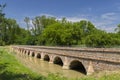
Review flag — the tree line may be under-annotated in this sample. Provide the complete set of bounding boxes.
[0,4,120,47]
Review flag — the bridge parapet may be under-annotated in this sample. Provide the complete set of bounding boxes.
[13,46,120,63]
[11,45,120,75]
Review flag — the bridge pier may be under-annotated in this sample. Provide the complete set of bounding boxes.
[86,61,94,75]
[49,60,53,64]
[29,51,32,56]
[34,53,37,58]
[12,46,120,75]
[62,65,69,69]
[40,52,44,60]
[62,57,69,69]
[49,56,54,64]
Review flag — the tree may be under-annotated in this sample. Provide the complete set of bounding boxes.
[0,6,119,48]
[115,24,120,33]
[40,22,63,46]
[0,3,6,45]
[0,3,6,17]
[24,17,30,30]
[31,15,56,36]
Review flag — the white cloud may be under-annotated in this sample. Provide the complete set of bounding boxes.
[64,14,117,32]
[59,14,91,22]
[43,13,119,32]
[39,13,56,17]
[101,12,117,20]
[19,13,120,32]
[94,22,116,32]
[66,17,88,22]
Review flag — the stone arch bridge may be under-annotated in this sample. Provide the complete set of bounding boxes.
[11,46,120,75]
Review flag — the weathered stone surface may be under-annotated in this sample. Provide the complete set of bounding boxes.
[11,45,120,75]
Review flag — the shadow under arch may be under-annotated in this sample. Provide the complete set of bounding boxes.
[44,55,50,61]
[28,51,30,56]
[24,50,27,54]
[69,60,87,75]
[31,52,35,57]
[36,53,41,59]
[53,56,63,66]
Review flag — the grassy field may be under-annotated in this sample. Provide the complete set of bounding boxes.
[0,46,120,80]
[0,46,46,80]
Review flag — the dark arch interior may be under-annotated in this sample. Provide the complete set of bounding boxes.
[32,52,35,57]
[69,60,86,74]
[25,50,26,54]
[37,53,41,58]
[53,57,63,66]
[44,55,50,61]
[28,51,30,55]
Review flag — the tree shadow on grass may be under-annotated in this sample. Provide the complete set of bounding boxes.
[0,63,45,80]
[0,71,45,80]
[0,63,8,70]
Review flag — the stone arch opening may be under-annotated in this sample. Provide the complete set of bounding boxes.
[28,51,30,55]
[36,53,41,59]
[25,50,27,54]
[69,60,86,74]
[31,52,35,57]
[44,55,50,61]
[53,56,63,66]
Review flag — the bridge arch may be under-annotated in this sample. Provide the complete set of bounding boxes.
[24,50,27,54]
[53,56,63,66]
[36,53,41,59]
[44,55,50,61]
[19,49,21,53]
[69,60,87,74]
[28,51,30,55]
[31,52,35,57]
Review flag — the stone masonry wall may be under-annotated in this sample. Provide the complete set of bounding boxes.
[12,46,120,72]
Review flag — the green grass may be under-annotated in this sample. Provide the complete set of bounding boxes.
[0,46,120,80]
[0,47,45,80]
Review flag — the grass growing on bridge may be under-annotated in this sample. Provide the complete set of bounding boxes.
[0,46,120,80]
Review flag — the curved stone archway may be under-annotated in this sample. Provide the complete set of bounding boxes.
[24,50,27,54]
[69,60,87,74]
[28,51,30,56]
[44,55,50,61]
[36,53,41,59]
[53,56,63,66]
[31,52,35,57]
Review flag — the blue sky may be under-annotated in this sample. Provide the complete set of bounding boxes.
[1,0,120,32]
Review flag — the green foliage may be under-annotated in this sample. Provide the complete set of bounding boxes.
[0,3,120,47]
[115,24,120,33]
[46,73,67,80]
[0,3,6,17]
[1,13,120,47]
[40,22,63,46]
[0,17,28,45]
[24,17,30,30]
[0,47,46,80]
